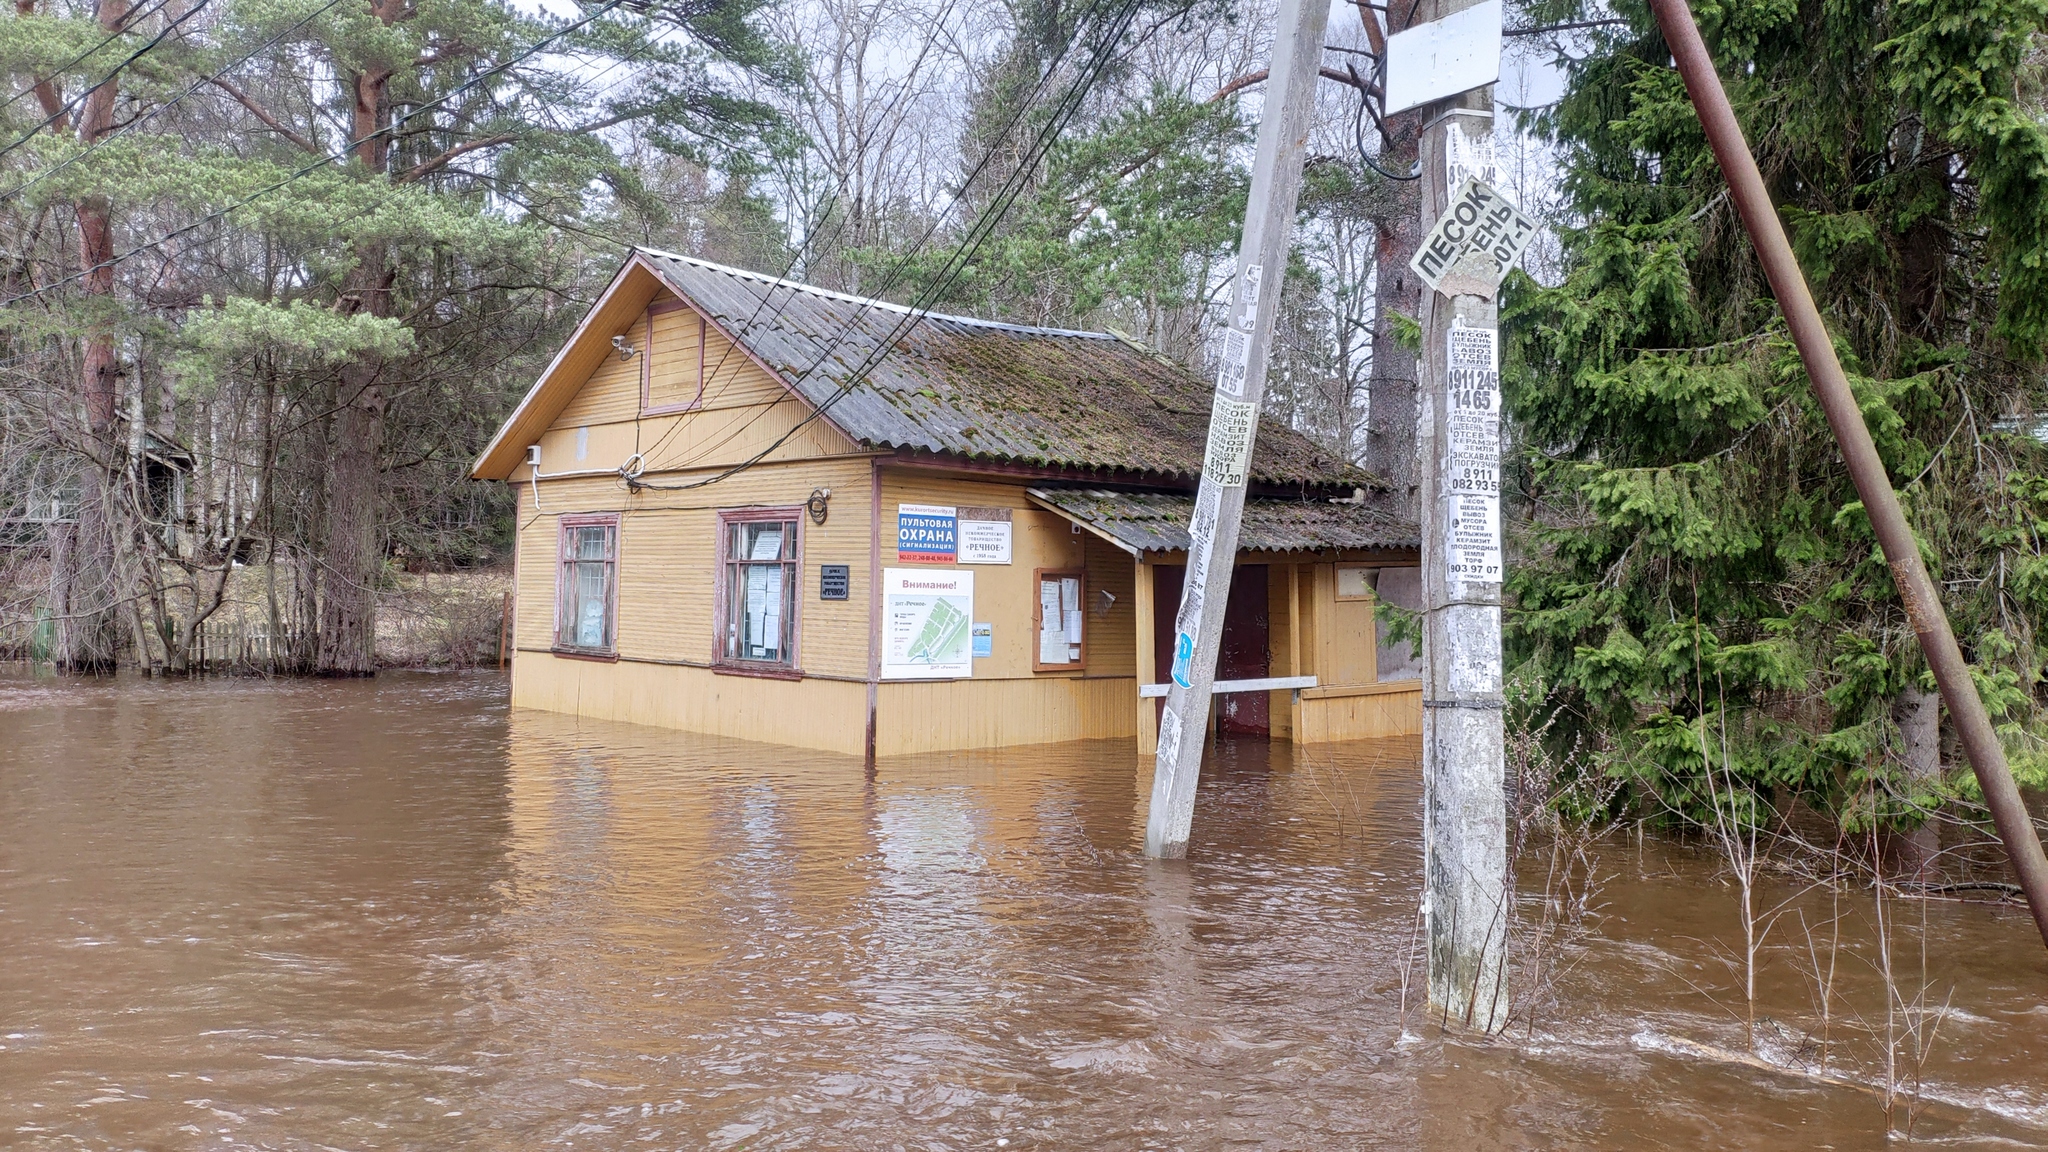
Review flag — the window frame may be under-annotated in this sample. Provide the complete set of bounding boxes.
[1031,567,1087,673]
[713,506,804,679]
[553,511,622,659]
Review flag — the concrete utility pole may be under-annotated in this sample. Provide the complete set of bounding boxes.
[1413,3,1508,1031]
[1143,0,1330,858]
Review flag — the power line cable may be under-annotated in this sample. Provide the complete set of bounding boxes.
[627,0,1147,493]
[629,0,1117,474]
[3,0,631,307]
[2,0,351,205]
[0,0,213,163]
[1,0,176,114]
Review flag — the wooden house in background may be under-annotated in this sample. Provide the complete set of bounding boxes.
[470,249,1423,759]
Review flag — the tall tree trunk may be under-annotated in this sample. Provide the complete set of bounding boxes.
[315,29,398,675]
[316,348,389,674]
[1890,685,1944,879]
[52,0,136,672]
[1361,3,1425,515]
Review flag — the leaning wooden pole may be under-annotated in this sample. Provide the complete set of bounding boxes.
[1144,0,1329,857]
[1650,0,2048,951]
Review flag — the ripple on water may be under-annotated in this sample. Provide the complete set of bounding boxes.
[0,673,2045,1149]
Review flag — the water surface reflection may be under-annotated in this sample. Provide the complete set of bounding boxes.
[2,673,2045,1148]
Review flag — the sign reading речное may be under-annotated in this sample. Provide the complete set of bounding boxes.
[1410,177,1537,300]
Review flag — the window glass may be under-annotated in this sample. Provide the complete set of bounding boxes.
[722,516,798,665]
[557,520,616,651]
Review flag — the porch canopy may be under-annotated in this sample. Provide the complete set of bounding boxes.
[1025,487,1418,557]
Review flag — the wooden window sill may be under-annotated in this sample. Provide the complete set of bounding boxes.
[551,647,620,663]
[712,662,803,682]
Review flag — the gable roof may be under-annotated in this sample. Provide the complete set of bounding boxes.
[472,248,1374,487]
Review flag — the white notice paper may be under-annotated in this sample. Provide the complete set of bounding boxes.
[1214,327,1253,399]
[957,513,1013,564]
[1038,578,1068,665]
[1444,326,1503,586]
[1202,395,1258,487]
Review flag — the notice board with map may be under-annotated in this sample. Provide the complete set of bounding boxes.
[880,568,974,679]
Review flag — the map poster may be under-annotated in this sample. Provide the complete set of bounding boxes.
[881,568,974,679]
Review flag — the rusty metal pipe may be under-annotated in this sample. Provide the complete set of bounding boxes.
[1649,0,2048,951]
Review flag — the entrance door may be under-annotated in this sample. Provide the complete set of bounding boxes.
[1153,564,1271,735]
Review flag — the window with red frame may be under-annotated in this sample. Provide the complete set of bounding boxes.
[718,510,800,667]
[555,514,619,653]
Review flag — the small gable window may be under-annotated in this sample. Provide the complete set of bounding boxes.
[717,508,801,672]
[555,513,620,654]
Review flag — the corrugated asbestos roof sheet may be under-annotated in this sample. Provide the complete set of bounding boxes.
[638,249,1373,486]
[1027,488,1419,554]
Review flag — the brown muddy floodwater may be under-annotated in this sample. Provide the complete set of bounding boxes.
[2,672,2046,1149]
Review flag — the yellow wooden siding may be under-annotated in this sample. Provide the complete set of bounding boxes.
[1310,562,1378,687]
[644,304,798,413]
[510,457,875,680]
[536,292,858,477]
[552,318,647,427]
[1296,682,1422,742]
[878,470,1097,681]
[875,676,1138,754]
[1079,532,1136,677]
[513,653,870,755]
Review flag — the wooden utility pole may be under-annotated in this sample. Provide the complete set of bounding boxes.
[1143,0,1329,857]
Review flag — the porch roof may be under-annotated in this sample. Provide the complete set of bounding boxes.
[1026,487,1419,556]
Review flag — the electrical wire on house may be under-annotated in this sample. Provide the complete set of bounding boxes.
[621,0,1150,494]
[622,0,1132,481]
[618,0,1011,474]
[0,0,176,114]
[0,0,631,306]
[0,0,213,163]
[2,0,351,205]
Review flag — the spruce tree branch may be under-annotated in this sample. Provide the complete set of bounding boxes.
[208,76,320,154]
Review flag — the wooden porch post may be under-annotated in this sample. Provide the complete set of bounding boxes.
[1134,554,1157,755]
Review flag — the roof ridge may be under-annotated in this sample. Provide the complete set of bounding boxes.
[632,247,1117,342]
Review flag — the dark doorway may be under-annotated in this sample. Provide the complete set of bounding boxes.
[1153,564,1271,736]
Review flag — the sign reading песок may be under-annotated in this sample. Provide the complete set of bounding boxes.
[1410,177,1537,300]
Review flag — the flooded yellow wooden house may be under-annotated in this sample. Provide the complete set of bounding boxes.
[471,249,1423,758]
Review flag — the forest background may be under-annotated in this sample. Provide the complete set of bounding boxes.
[6,0,2048,852]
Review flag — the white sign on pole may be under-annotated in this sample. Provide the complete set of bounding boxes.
[1410,177,1539,300]
[880,568,974,679]
[1444,325,1502,586]
[1383,0,1502,116]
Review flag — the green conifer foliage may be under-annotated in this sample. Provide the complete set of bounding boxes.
[1504,0,2048,833]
